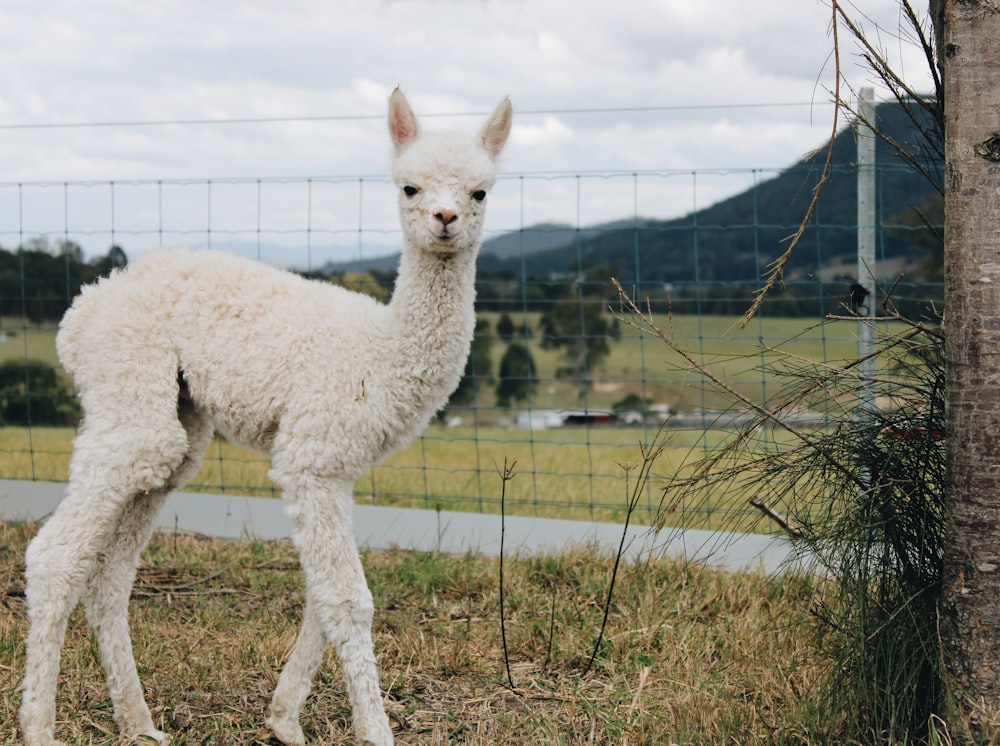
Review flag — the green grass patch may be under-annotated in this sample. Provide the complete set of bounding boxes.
[0,424,786,530]
[0,313,882,531]
[0,318,61,369]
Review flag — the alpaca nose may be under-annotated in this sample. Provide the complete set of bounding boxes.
[435,210,458,226]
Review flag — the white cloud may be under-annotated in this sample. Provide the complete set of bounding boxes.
[513,116,574,149]
[0,0,938,258]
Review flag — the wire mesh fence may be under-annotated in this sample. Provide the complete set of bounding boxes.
[0,155,942,529]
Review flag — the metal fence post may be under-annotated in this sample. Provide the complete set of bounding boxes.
[857,87,877,419]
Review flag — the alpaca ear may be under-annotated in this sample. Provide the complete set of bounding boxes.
[479,97,512,160]
[388,87,420,154]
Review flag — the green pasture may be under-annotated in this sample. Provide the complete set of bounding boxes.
[0,313,868,410]
[487,312,857,403]
[0,422,812,532]
[0,319,61,369]
[461,311,862,413]
[0,312,881,531]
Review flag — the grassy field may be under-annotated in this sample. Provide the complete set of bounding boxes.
[0,320,61,369]
[0,520,833,745]
[0,313,874,530]
[0,424,804,532]
[478,311,863,413]
[0,313,867,412]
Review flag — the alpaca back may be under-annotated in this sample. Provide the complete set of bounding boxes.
[59,250,395,452]
[57,248,469,468]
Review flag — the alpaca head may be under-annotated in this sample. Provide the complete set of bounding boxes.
[389,88,512,256]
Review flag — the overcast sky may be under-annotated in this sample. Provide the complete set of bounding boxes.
[0,0,936,263]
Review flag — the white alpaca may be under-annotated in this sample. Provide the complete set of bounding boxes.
[18,88,512,746]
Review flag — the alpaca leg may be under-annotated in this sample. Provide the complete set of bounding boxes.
[266,599,326,746]
[274,473,393,746]
[20,486,160,746]
[20,418,192,746]
[81,491,171,744]
[81,404,213,741]
[19,496,99,746]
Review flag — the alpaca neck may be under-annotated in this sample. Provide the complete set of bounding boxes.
[387,244,478,393]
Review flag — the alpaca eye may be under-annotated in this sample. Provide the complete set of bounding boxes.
[403,185,419,197]
[471,189,486,202]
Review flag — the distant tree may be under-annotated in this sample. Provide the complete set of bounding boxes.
[496,312,535,341]
[496,312,515,342]
[538,296,613,403]
[0,359,79,425]
[56,239,84,264]
[108,244,127,268]
[24,236,52,254]
[495,342,536,407]
[448,318,494,408]
[612,392,650,412]
[368,267,397,296]
[88,244,129,277]
[0,240,131,321]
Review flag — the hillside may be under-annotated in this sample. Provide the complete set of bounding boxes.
[479,100,942,288]
[316,220,651,274]
[479,220,652,260]
[321,100,943,316]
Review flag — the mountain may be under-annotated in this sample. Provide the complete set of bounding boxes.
[479,100,943,289]
[319,251,402,275]
[479,220,652,260]
[321,100,943,306]
[317,220,651,274]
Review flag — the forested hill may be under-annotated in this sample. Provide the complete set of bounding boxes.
[3,102,942,324]
[477,99,943,287]
[0,244,127,322]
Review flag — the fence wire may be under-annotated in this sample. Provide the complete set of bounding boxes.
[0,164,942,529]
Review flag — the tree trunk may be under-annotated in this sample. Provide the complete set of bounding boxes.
[937,0,1000,732]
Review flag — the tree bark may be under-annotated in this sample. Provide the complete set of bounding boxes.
[937,0,1000,732]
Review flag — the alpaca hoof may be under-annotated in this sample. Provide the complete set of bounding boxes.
[133,727,170,745]
[20,727,67,746]
[265,714,305,746]
[360,737,394,746]
[358,721,394,746]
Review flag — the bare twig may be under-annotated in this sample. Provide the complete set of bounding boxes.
[583,440,663,676]
[835,1,943,191]
[749,497,807,539]
[496,457,517,689]
[544,582,557,671]
[740,1,843,326]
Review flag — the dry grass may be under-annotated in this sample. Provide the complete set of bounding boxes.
[0,520,828,745]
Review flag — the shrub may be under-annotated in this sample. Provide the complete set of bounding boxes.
[0,359,79,425]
